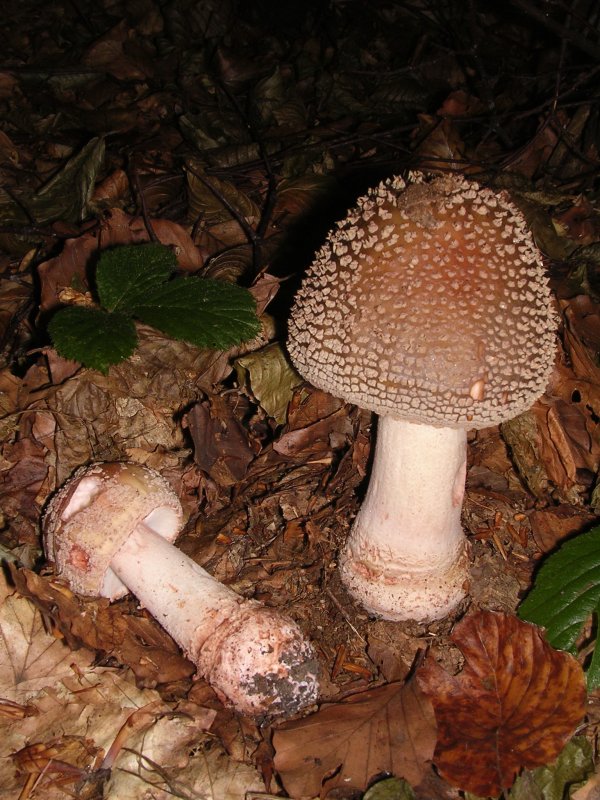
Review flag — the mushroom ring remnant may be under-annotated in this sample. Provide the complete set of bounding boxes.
[43,461,319,717]
[288,171,557,622]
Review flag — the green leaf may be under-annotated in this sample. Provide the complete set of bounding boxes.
[362,777,415,800]
[130,276,261,350]
[585,603,600,691]
[48,306,137,374]
[507,737,593,800]
[96,243,177,312]
[519,525,600,653]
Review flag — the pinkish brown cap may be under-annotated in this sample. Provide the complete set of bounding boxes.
[288,172,557,429]
[43,462,183,599]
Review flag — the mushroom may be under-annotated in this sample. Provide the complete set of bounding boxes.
[287,172,556,622]
[43,461,319,717]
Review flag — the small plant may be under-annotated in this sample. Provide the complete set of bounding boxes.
[48,243,261,373]
[519,523,600,690]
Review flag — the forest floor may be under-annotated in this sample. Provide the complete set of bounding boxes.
[0,1,599,798]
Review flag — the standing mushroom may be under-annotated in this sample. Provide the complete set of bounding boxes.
[288,172,556,622]
[43,461,319,717]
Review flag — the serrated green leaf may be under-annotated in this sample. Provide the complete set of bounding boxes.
[130,277,261,350]
[362,777,415,800]
[507,737,593,800]
[97,243,177,312]
[48,306,137,374]
[235,342,302,424]
[519,525,600,653]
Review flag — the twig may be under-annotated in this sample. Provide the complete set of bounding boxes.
[325,587,366,643]
[131,166,159,243]
[186,162,258,247]
[507,0,600,61]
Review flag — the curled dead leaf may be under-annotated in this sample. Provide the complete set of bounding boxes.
[417,610,587,797]
[272,679,436,798]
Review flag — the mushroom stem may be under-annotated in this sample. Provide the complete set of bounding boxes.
[109,523,320,717]
[339,416,469,621]
[110,523,248,650]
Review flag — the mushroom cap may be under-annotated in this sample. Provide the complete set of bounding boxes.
[288,172,557,429]
[43,462,183,599]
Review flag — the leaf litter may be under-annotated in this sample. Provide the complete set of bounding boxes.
[1,1,600,798]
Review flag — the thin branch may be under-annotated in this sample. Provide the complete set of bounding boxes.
[508,0,600,61]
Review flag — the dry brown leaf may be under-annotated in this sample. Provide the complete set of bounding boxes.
[274,387,349,460]
[553,197,600,246]
[0,574,94,700]
[417,610,587,797]
[82,20,154,81]
[0,569,219,800]
[10,566,195,689]
[561,295,600,389]
[187,395,258,486]
[529,505,597,554]
[106,717,264,800]
[272,679,436,798]
[412,113,466,172]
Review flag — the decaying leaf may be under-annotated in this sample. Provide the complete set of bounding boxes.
[508,736,594,800]
[0,570,94,700]
[107,721,265,800]
[529,505,597,555]
[235,342,303,424]
[186,161,260,227]
[417,610,587,797]
[0,570,216,800]
[272,679,436,797]
[363,776,416,800]
[187,394,259,486]
[10,566,195,689]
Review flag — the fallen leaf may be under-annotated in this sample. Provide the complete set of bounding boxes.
[187,395,258,486]
[107,724,265,800]
[236,342,303,424]
[417,610,587,797]
[0,570,215,799]
[529,505,596,554]
[519,524,600,689]
[508,736,593,800]
[572,763,600,800]
[272,679,436,797]
[0,574,94,700]
[10,566,195,689]
[363,776,416,800]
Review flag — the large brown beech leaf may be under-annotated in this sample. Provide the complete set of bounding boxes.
[417,610,587,797]
[272,679,436,798]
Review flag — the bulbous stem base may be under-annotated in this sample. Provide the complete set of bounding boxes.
[339,416,470,621]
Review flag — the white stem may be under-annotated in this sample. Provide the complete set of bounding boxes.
[340,416,469,621]
[110,526,319,717]
[110,524,240,650]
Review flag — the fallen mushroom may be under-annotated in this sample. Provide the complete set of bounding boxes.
[288,171,557,622]
[43,461,319,717]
